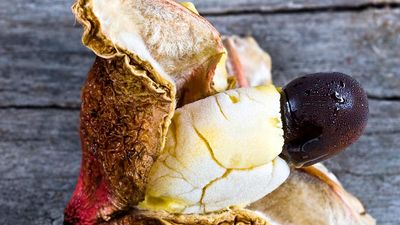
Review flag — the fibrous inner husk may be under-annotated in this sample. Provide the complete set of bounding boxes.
[66,0,375,223]
[249,164,376,225]
[75,0,226,105]
[66,0,227,223]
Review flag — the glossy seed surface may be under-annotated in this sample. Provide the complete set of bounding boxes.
[281,72,369,167]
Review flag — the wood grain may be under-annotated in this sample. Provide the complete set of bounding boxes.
[0,100,399,224]
[0,0,399,225]
[191,0,400,14]
[207,10,400,99]
[1,4,400,107]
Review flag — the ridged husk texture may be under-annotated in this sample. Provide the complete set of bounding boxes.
[64,0,375,224]
[64,0,266,224]
[97,208,269,225]
[250,165,376,225]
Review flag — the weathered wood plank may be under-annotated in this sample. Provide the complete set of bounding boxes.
[191,0,400,14]
[0,109,80,225]
[0,99,399,224]
[1,6,400,107]
[2,0,399,18]
[0,1,399,225]
[0,109,80,179]
[207,10,400,98]
[0,178,76,225]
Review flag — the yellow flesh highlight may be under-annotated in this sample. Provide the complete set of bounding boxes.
[213,51,229,92]
[141,85,289,214]
[181,2,199,14]
[91,0,285,215]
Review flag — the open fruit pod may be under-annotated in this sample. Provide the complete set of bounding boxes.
[65,1,374,224]
[250,164,375,225]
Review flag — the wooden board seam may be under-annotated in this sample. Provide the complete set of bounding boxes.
[200,2,400,15]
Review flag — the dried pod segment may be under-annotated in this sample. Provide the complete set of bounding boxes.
[100,208,271,225]
[249,164,376,225]
[223,36,272,88]
[73,0,225,106]
[65,56,174,224]
[66,0,226,224]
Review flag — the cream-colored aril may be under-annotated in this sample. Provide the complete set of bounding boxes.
[140,85,290,214]
[212,50,229,92]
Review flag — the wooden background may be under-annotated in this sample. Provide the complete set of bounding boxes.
[0,0,399,224]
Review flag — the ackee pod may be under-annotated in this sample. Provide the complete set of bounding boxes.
[280,72,369,167]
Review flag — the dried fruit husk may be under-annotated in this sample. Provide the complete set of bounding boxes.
[68,56,272,225]
[65,0,227,223]
[223,36,272,88]
[249,164,376,225]
[65,0,272,224]
[98,208,270,225]
[65,0,375,224]
[72,0,225,106]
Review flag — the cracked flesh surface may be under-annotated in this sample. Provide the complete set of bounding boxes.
[140,85,290,214]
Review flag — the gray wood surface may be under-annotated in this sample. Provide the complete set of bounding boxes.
[191,0,400,14]
[0,1,399,225]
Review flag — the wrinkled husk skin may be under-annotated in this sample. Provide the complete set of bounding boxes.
[65,0,374,224]
[65,0,268,224]
[64,46,269,225]
[64,56,175,224]
[250,167,376,225]
[99,209,268,225]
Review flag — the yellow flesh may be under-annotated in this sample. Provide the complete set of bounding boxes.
[181,2,199,14]
[140,85,289,214]
[91,0,287,215]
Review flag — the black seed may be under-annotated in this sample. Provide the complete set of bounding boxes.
[280,72,369,167]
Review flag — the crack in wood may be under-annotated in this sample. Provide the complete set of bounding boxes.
[202,2,400,16]
[333,169,400,177]
[363,129,400,136]
[0,105,80,110]
[1,94,400,110]
[368,95,400,102]
[0,176,77,181]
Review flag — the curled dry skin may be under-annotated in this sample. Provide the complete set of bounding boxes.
[223,36,272,88]
[65,0,374,224]
[65,0,271,224]
[249,165,376,225]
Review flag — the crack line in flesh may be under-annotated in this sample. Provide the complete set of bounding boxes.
[204,161,276,207]
[166,118,193,173]
[245,92,267,106]
[223,92,237,104]
[170,112,279,212]
[165,153,193,180]
[199,169,233,213]
[192,125,226,169]
[159,158,198,188]
[214,95,229,120]
[191,113,273,171]
[151,173,183,184]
